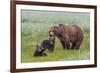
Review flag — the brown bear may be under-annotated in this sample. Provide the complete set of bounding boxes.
[48,24,84,50]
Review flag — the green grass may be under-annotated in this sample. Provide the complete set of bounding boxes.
[21,10,90,63]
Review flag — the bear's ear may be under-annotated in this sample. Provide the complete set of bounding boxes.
[49,36,55,40]
[36,44,39,48]
[54,26,59,30]
[59,24,64,27]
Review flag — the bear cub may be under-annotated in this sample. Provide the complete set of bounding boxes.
[33,37,55,57]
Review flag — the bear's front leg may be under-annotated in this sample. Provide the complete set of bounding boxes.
[74,42,82,50]
[65,42,70,50]
[60,40,66,49]
[42,53,47,56]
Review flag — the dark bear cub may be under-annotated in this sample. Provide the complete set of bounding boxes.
[33,44,47,56]
[33,37,55,57]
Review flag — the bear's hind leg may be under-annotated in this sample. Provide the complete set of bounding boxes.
[74,42,81,50]
[71,43,76,49]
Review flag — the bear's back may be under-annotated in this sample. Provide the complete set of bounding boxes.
[67,25,84,42]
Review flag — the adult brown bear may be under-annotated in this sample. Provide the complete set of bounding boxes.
[48,24,84,50]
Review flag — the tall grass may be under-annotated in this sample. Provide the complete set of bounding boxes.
[21,10,90,63]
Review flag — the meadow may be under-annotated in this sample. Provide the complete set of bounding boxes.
[21,10,90,63]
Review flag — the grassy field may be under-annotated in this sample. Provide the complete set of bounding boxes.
[21,10,90,63]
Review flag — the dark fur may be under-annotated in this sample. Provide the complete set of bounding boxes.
[42,37,55,52]
[33,37,55,57]
[33,45,47,56]
[49,24,84,50]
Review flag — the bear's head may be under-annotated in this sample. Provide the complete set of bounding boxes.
[48,25,61,37]
[36,44,43,52]
[33,44,44,56]
[49,36,55,44]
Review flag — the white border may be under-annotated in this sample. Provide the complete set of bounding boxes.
[16,5,95,69]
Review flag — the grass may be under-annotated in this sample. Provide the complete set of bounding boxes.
[21,10,90,63]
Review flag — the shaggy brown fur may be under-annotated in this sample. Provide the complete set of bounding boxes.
[48,24,84,50]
